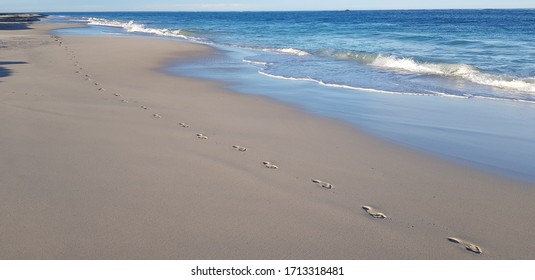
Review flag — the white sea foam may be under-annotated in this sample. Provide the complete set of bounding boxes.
[334,52,535,93]
[257,71,428,96]
[370,55,473,76]
[277,48,310,56]
[459,71,535,93]
[86,17,194,40]
[260,47,310,56]
[258,71,317,82]
[84,17,535,98]
[353,54,535,93]
[259,70,535,103]
[424,90,470,99]
[242,59,270,66]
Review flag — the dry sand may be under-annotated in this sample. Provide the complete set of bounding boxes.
[1,22,535,259]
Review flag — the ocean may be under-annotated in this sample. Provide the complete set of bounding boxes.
[48,10,535,182]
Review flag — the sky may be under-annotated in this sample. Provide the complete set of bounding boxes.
[3,0,535,12]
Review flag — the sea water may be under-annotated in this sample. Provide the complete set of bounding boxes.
[49,10,535,182]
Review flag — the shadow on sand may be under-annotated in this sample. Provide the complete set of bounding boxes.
[0,22,33,30]
[0,61,28,81]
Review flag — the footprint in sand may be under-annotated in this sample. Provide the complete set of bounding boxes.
[263,161,278,169]
[153,113,162,118]
[312,179,334,189]
[179,122,190,128]
[121,99,129,103]
[94,82,100,86]
[141,106,150,110]
[114,93,120,97]
[196,133,208,139]
[447,237,483,254]
[232,145,247,152]
[362,205,387,219]
[98,88,105,91]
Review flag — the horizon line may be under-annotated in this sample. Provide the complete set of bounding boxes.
[10,7,535,14]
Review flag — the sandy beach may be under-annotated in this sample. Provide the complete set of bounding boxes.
[1,21,535,259]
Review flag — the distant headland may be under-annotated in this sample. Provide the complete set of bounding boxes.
[0,13,46,23]
[0,13,46,30]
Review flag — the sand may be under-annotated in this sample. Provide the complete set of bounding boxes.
[1,22,535,260]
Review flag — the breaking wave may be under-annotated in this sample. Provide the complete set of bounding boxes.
[333,52,535,93]
[271,48,310,56]
[86,17,196,41]
[82,17,535,97]
[258,71,437,96]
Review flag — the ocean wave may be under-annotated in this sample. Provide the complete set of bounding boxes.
[257,70,535,103]
[257,71,435,96]
[83,17,535,96]
[333,52,535,93]
[261,47,310,56]
[242,59,271,66]
[85,17,309,57]
[444,39,481,46]
[86,17,195,40]
[276,48,310,56]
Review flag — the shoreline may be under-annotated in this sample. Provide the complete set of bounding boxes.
[1,22,535,259]
[53,13,535,183]
[170,51,535,184]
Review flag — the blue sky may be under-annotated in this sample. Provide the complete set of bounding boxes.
[3,0,535,12]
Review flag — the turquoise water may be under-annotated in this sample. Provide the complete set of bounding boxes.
[49,11,535,182]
